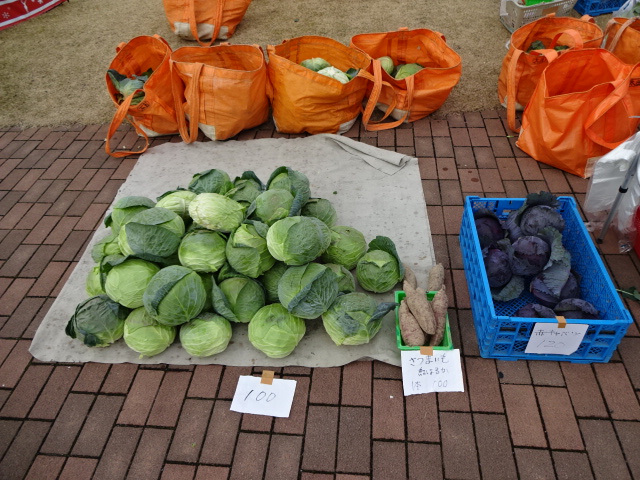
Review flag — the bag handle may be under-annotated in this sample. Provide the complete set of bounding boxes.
[188,0,226,47]
[105,91,150,158]
[585,63,640,149]
[359,59,411,131]
[550,29,584,50]
[605,17,638,52]
[506,48,558,132]
[171,61,203,143]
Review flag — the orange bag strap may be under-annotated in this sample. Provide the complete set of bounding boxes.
[605,17,637,52]
[359,59,410,131]
[188,0,226,47]
[171,61,203,143]
[585,62,640,149]
[506,49,558,132]
[105,91,150,158]
[550,29,584,49]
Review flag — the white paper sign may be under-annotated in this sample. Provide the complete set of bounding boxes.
[401,349,464,396]
[230,376,297,417]
[525,323,588,355]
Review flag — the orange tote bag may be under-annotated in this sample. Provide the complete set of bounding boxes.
[170,44,269,142]
[350,27,462,131]
[603,17,640,65]
[163,0,252,46]
[517,49,640,178]
[105,35,179,158]
[266,36,373,135]
[497,14,603,132]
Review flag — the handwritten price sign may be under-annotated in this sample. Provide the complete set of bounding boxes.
[230,376,297,417]
[525,323,588,355]
[401,349,464,396]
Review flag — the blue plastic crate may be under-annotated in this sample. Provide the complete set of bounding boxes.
[573,0,625,15]
[459,196,633,363]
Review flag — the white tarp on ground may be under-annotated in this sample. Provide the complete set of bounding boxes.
[30,134,435,367]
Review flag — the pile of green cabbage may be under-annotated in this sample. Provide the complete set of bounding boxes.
[67,166,403,359]
[376,56,424,80]
[299,57,359,84]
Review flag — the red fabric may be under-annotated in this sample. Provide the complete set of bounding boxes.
[0,0,66,31]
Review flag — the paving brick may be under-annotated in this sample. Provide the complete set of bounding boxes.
[47,190,79,215]
[536,386,583,450]
[0,295,46,338]
[407,442,442,480]
[581,419,631,480]
[72,395,124,457]
[0,419,21,460]
[552,451,594,480]
[0,229,28,260]
[0,339,32,388]
[101,363,138,394]
[228,432,269,480]
[72,362,110,393]
[514,448,555,480]
[1,364,53,418]
[13,168,43,191]
[126,427,173,480]
[75,203,109,230]
[200,400,241,465]
[20,245,59,277]
[273,375,310,435]
[501,384,546,447]
[28,262,70,297]
[24,454,66,480]
[336,406,371,474]
[0,202,31,230]
[184,365,221,398]
[52,230,91,262]
[117,369,165,426]
[22,216,60,244]
[561,363,608,418]
[264,434,303,480]
[474,413,518,480]
[167,399,214,463]
[146,371,191,427]
[614,420,640,479]
[451,128,471,147]
[58,457,98,480]
[528,360,564,386]
[0,420,51,480]
[302,405,339,471]
[310,367,341,404]
[161,464,196,480]
[241,408,273,432]
[440,411,481,480]
[341,360,372,407]
[372,379,404,440]
[217,366,252,399]
[14,203,50,230]
[92,426,141,480]
[32,150,62,170]
[29,365,80,420]
[195,466,230,480]
[594,363,640,420]
[466,357,503,413]
[405,391,439,442]
[495,361,530,386]
[40,393,94,455]
[372,440,406,480]
[95,179,123,203]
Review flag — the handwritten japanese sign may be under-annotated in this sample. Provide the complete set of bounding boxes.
[230,376,297,417]
[401,349,464,396]
[525,323,588,355]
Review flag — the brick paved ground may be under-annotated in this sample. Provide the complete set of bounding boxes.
[1,111,639,480]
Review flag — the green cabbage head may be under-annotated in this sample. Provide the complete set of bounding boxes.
[188,193,245,233]
[324,263,356,293]
[215,276,266,323]
[178,229,227,273]
[259,261,288,304]
[356,236,405,293]
[321,292,397,346]
[394,63,423,80]
[104,196,155,234]
[180,312,233,357]
[117,207,185,262]
[155,190,198,220]
[143,265,207,326]
[65,295,130,347]
[123,307,176,357]
[225,221,275,278]
[278,263,339,319]
[317,66,350,84]
[252,189,294,226]
[302,198,338,227]
[104,258,161,308]
[267,167,311,215]
[86,266,105,296]
[248,303,306,358]
[266,216,331,265]
[320,225,367,270]
[228,172,264,206]
[91,233,121,264]
[187,168,233,195]
[300,57,331,72]
[377,56,395,75]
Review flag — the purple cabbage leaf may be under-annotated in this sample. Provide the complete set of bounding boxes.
[482,244,512,289]
[554,298,600,320]
[504,191,562,241]
[508,235,551,276]
[491,274,525,302]
[514,303,557,318]
[474,208,506,249]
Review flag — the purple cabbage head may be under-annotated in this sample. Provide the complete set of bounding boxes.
[483,246,512,288]
[509,236,550,276]
[530,270,581,308]
[474,209,505,249]
[514,303,556,318]
[554,298,600,320]
[520,205,565,236]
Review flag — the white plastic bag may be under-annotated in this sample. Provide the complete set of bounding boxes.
[612,0,640,18]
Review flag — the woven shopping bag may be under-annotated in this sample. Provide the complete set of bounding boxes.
[170,44,269,142]
[497,13,603,132]
[602,17,640,65]
[163,0,252,46]
[350,27,462,131]
[517,49,640,178]
[105,35,179,158]
[266,36,373,135]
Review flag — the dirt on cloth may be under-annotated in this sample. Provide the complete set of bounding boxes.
[0,0,612,129]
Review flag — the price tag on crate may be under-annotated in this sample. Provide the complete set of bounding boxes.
[230,372,296,417]
[525,322,588,355]
[401,349,464,396]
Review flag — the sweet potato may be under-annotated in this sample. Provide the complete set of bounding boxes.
[403,264,418,290]
[405,286,436,335]
[429,287,448,346]
[427,263,445,292]
[399,299,426,346]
